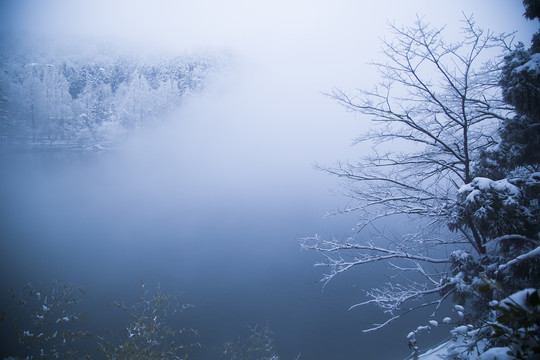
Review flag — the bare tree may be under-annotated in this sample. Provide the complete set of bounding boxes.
[301,16,515,332]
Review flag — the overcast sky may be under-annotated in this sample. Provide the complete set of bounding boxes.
[2,1,536,68]
[1,0,537,198]
[0,0,536,193]
[3,1,536,92]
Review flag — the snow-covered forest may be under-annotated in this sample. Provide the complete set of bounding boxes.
[0,42,217,149]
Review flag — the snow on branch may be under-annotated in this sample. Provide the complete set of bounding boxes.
[350,280,455,312]
[300,236,449,265]
[497,245,540,273]
[487,234,540,246]
[299,234,455,332]
[356,284,456,333]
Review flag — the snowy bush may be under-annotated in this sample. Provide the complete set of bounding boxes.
[415,288,540,359]
[1,281,199,360]
[222,324,281,360]
[97,282,199,360]
[3,280,94,359]
[488,288,540,359]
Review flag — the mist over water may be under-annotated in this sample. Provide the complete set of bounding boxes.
[1,0,537,358]
[0,65,392,358]
[0,118,397,359]
[0,58,425,358]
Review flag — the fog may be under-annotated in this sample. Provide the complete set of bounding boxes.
[0,0,537,359]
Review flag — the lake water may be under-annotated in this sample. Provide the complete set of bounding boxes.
[0,146,443,359]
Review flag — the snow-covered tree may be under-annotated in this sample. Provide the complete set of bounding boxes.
[300,5,540,358]
[440,4,540,357]
[477,1,540,176]
[302,12,540,359]
[222,325,281,360]
[301,16,516,333]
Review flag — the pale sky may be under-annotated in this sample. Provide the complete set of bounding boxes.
[1,0,538,194]
[3,1,536,57]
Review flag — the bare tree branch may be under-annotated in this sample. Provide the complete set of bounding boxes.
[304,16,515,332]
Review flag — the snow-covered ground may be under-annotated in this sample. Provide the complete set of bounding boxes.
[418,340,512,360]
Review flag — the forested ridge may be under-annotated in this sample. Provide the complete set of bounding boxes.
[0,41,217,149]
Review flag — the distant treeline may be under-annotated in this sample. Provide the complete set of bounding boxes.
[0,42,218,149]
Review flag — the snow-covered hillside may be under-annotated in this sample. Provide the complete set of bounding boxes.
[0,41,220,149]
